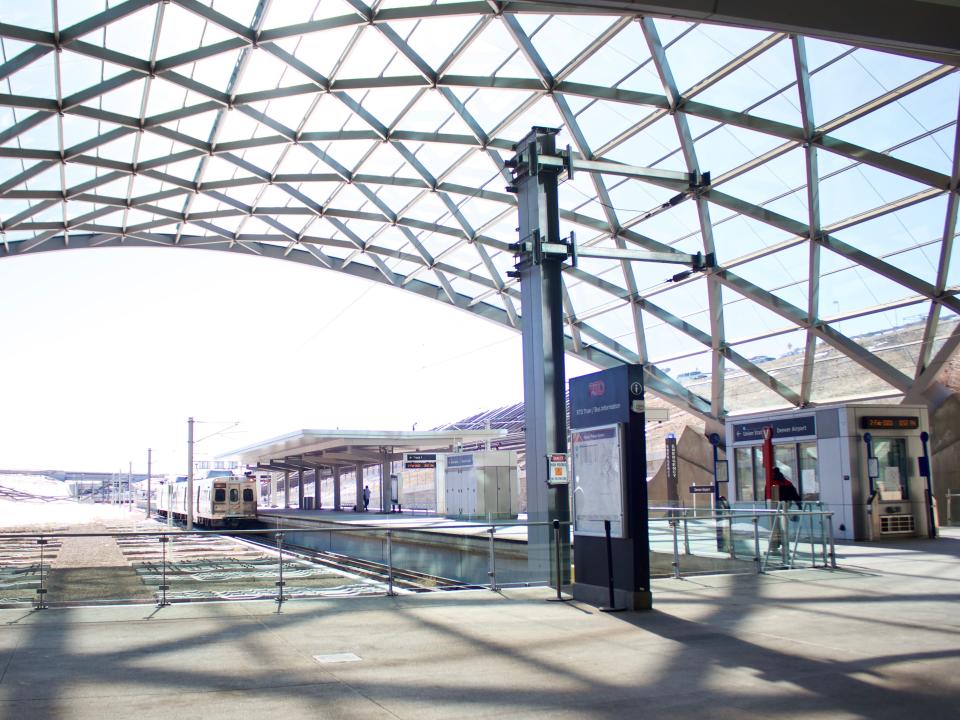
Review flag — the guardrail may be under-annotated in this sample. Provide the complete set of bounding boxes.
[948,491,960,526]
[648,507,836,577]
[0,508,836,610]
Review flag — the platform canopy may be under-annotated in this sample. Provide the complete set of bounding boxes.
[0,1,958,423]
[225,428,506,469]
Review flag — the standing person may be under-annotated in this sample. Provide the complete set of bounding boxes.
[362,485,370,512]
[770,467,802,509]
[769,467,801,552]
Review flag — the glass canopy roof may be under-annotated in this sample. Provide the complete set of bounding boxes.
[0,0,957,423]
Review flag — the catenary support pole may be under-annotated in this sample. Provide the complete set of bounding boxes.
[187,417,194,530]
[146,448,152,518]
[510,127,570,586]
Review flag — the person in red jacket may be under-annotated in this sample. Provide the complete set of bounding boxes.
[769,468,802,553]
[771,467,802,510]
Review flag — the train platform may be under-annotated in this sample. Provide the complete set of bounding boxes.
[257,506,531,540]
[1,529,957,719]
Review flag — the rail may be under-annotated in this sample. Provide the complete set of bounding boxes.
[0,508,836,610]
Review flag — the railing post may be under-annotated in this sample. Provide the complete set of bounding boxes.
[487,526,498,591]
[158,535,170,607]
[275,532,286,607]
[545,519,572,602]
[819,507,828,567]
[598,518,623,612]
[728,513,737,560]
[779,507,789,567]
[826,514,837,568]
[682,514,690,555]
[808,510,816,567]
[386,530,396,596]
[752,516,762,574]
[671,520,681,579]
[35,536,48,609]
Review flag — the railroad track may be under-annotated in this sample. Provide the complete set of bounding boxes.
[235,534,483,593]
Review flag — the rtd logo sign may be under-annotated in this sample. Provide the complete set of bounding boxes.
[588,380,606,397]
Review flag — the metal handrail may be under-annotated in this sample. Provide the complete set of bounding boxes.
[0,519,569,541]
[2,511,837,611]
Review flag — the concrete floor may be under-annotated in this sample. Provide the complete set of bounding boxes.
[1,530,958,720]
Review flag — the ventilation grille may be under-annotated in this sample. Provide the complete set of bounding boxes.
[880,514,915,534]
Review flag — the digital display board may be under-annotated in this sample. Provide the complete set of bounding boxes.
[860,416,920,430]
[404,453,437,469]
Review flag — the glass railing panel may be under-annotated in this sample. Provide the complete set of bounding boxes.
[0,535,57,607]
[1,510,837,606]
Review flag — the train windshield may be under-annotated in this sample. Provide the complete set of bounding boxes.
[214,489,226,502]
[243,488,254,502]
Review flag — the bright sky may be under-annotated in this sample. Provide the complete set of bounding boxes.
[0,245,594,475]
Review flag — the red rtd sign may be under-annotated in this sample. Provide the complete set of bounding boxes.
[588,380,606,397]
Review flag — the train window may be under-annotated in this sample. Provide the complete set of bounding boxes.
[229,488,239,502]
[214,488,226,502]
[243,488,254,501]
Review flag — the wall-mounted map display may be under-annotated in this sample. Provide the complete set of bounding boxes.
[572,424,625,538]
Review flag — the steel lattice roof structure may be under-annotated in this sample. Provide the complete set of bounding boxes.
[0,0,958,426]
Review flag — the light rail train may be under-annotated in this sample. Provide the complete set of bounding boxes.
[156,474,258,528]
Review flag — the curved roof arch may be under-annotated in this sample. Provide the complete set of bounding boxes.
[1,0,958,423]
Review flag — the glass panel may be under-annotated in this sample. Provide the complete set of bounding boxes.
[735,447,754,502]
[774,444,798,488]
[752,447,767,501]
[873,437,909,500]
[229,489,239,502]
[243,488,254,502]
[798,442,819,500]
[214,489,226,502]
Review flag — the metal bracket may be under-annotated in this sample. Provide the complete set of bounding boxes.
[506,128,712,282]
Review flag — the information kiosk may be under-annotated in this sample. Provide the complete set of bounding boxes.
[569,364,651,610]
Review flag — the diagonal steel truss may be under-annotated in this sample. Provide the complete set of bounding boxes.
[0,0,958,423]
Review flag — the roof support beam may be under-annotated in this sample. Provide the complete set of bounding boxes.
[505,0,960,65]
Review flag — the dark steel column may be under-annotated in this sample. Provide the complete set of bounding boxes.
[511,127,570,584]
[333,466,341,510]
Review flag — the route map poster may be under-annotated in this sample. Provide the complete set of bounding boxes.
[572,424,626,538]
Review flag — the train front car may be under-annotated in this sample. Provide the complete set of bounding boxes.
[204,476,257,528]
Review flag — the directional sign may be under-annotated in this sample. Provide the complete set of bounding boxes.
[689,485,714,494]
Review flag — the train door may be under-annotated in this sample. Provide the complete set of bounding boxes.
[242,482,256,514]
[213,482,227,521]
[226,483,241,517]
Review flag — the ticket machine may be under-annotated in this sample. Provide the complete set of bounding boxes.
[858,414,937,540]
